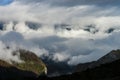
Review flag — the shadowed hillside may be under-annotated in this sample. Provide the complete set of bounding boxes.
[0,49,47,80]
[39,58,120,80]
[38,50,120,80]
[12,49,47,75]
[0,59,37,80]
[75,49,120,72]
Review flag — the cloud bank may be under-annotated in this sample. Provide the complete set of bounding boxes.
[0,0,120,65]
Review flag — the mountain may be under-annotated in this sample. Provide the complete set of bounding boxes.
[0,59,12,67]
[25,21,42,30]
[0,22,4,30]
[0,59,37,80]
[0,49,47,80]
[39,57,120,80]
[37,49,120,80]
[42,56,73,77]
[12,49,47,75]
[98,49,120,64]
[75,49,120,72]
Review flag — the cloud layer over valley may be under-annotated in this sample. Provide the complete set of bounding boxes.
[0,0,120,65]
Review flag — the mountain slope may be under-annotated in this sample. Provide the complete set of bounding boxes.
[42,56,73,77]
[0,60,12,67]
[75,49,120,72]
[12,49,47,75]
[0,49,47,80]
[41,58,120,80]
[98,49,120,64]
[0,59,37,80]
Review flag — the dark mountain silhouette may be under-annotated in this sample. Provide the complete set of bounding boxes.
[38,57,120,80]
[0,65,36,80]
[75,49,120,72]
[42,56,74,77]
[25,21,42,30]
[0,48,120,80]
[37,49,120,80]
[0,22,4,30]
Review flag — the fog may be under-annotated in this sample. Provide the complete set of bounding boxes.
[0,0,120,65]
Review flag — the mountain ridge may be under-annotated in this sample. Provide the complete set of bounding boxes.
[39,53,120,80]
[0,49,47,80]
[75,49,120,72]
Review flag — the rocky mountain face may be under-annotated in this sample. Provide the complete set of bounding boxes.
[42,56,74,77]
[75,49,120,72]
[37,49,120,80]
[0,49,120,80]
[0,49,47,80]
[0,60,37,80]
[42,58,120,80]
[12,49,47,75]
[98,49,120,64]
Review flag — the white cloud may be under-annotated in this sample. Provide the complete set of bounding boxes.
[0,41,22,63]
[0,0,120,65]
[53,53,70,62]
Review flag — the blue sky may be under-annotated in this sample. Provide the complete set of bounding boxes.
[0,0,13,6]
[18,0,120,7]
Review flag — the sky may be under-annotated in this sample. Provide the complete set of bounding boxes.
[0,0,13,5]
[0,0,120,65]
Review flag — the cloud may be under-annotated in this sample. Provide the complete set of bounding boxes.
[53,53,70,62]
[0,41,22,63]
[17,0,120,7]
[0,0,120,65]
[68,31,120,65]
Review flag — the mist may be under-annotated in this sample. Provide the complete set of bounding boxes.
[0,0,120,65]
